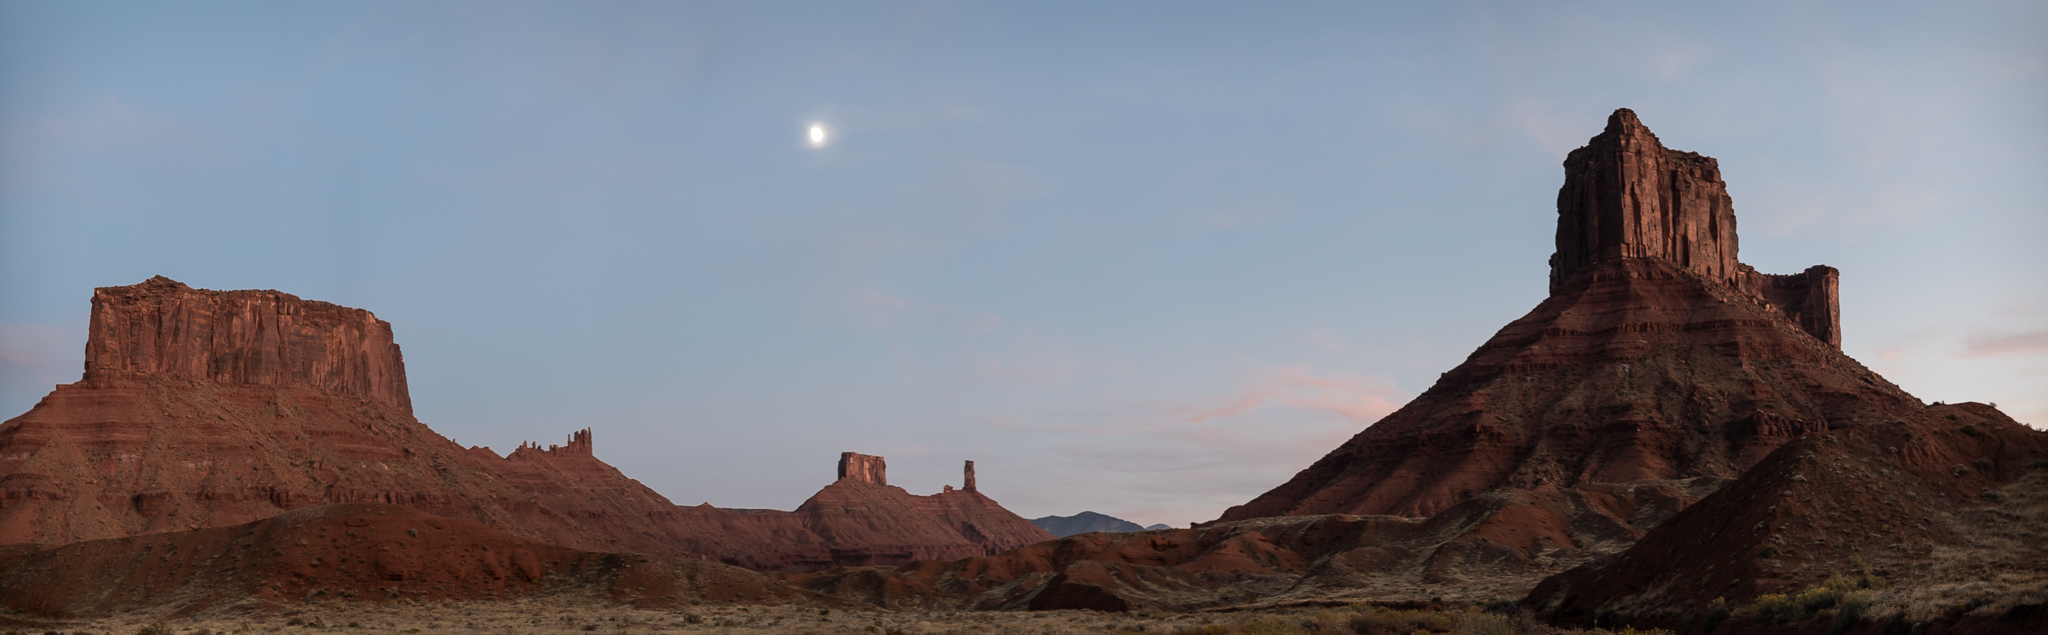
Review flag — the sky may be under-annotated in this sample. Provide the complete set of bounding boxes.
[1,1,2043,528]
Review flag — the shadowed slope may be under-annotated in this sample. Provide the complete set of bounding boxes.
[1528,403,2048,633]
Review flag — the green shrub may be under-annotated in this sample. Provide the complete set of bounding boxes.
[1749,571,1884,623]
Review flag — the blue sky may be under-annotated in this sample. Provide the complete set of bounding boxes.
[2,1,2043,527]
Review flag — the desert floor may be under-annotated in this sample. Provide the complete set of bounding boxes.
[10,599,1655,635]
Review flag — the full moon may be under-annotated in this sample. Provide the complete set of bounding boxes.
[808,124,827,147]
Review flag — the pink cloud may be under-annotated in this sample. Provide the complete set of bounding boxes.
[1180,388,1281,424]
[842,288,1003,333]
[0,322,80,385]
[1961,329,2048,358]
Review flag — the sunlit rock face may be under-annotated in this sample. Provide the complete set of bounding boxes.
[82,276,413,413]
[1219,109,1916,523]
[838,451,888,486]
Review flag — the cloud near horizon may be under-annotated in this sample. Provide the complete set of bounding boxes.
[1960,328,2048,358]
[988,364,1410,526]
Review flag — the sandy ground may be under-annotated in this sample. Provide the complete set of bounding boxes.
[8,599,1628,635]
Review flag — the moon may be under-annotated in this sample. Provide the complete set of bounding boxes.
[808,124,827,147]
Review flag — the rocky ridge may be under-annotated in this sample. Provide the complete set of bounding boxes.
[1031,511,1149,538]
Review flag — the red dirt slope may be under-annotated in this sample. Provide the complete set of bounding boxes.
[1528,402,2048,633]
[0,503,831,618]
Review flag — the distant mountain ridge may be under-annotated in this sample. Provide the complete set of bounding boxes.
[1030,511,1164,537]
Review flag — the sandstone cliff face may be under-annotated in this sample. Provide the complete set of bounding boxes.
[82,276,412,413]
[1220,110,1917,523]
[838,452,887,486]
[1551,109,1841,348]
[1551,109,1741,294]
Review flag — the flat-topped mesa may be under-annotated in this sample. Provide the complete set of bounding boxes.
[1550,109,1841,348]
[838,451,886,486]
[82,276,413,412]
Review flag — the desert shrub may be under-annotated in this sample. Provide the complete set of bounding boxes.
[134,621,173,635]
[1749,572,1884,624]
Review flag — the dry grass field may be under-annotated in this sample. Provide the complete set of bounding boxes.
[7,600,1672,635]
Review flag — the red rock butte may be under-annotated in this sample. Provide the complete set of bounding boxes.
[0,277,1049,571]
[1219,108,1920,522]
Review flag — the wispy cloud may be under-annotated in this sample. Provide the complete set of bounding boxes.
[0,322,77,383]
[1189,203,1282,231]
[986,364,1412,525]
[842,288,1003,334]
[1177,366,1404,426]
[1961,329,2048,358]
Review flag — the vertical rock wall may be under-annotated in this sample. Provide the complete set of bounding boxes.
[1551,109,1740,293]
[838,452,886,485]
[1550,109,1842,348]
[81,276,413,413]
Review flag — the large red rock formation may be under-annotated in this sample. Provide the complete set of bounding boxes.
[0,278,1048,572]
[1218,110,1919,523]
